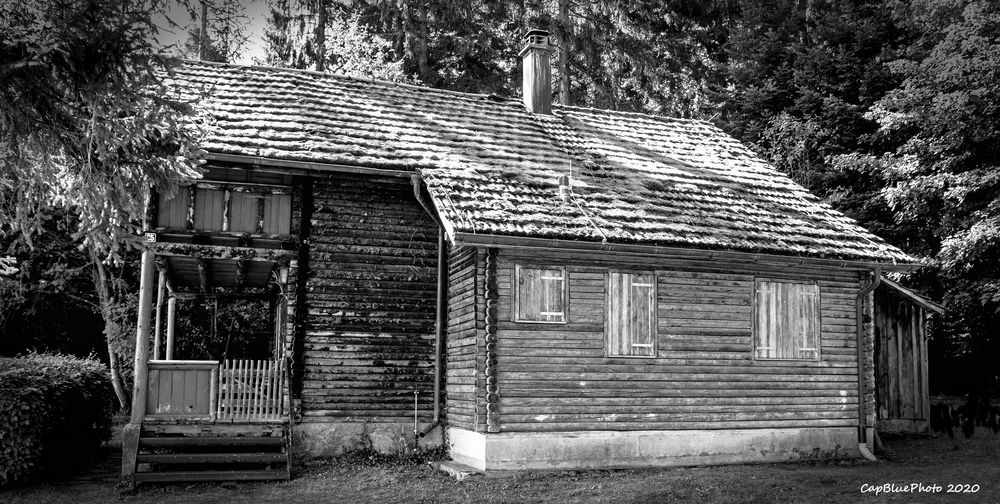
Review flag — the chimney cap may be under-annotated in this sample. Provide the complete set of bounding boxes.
[523,29,550,48]
[524,28,550,39]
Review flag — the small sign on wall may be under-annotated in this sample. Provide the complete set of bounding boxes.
[143,232,157,243]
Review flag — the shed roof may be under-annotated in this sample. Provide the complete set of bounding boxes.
[879,277,945,315]
[166,60,915,265]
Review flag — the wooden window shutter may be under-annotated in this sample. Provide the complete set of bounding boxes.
[754,280,820,360]
[516,266,566,323]
[608,272,656,357]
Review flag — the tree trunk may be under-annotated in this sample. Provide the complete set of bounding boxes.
[558,0,571,105]
[417,1,430,82]
[91,251,129,409]
[200,1,209,61]
[315,0,327,71]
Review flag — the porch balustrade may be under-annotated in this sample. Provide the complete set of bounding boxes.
[144,358,288,423]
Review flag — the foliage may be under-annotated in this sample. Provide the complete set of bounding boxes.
[262,0,728,114]
[265,5,411,82]
[0,213,103,358]
[0,0,204,260]
[871,0,1000,390]
[172,297,273,361]
[0,353,114,486]
[181,0,251,63]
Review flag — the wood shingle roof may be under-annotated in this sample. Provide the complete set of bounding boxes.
[167,60,915,264]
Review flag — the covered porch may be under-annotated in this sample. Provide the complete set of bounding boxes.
[121,240,297,486]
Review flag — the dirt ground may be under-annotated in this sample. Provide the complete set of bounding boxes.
[3,430,998,504]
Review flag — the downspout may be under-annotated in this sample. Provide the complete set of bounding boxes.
[412,174,447,438]
[856,266,881,461]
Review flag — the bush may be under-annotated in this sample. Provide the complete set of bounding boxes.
[0,353,114,486]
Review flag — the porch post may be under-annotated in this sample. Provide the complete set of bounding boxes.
[130,248,156,423]
[153,270,166,360]
[166,296,177,360]
[122,247,155,484]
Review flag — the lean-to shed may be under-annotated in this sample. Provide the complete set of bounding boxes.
[874,277,944,433]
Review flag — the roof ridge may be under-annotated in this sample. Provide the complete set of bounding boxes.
[173,58,498,102]
[554,103,715,127]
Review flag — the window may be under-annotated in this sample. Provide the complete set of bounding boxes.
[515,265,567,323]
[753,280,820,360]
[607,272,656,357]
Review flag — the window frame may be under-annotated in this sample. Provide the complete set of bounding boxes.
[513,264,569,324]
[751,277,822,362]
[605,270,658,359]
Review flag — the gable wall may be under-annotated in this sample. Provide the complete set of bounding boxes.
[489,247,863,433]
[299,177,439,424]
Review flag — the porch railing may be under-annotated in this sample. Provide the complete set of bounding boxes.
[143,358,288,423]
[217,359,286,422]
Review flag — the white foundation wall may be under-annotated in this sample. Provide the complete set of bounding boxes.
[448,427,859,471]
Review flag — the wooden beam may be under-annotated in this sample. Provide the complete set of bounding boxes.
[221,188,232,232]
[145,187,159,231]
[235,259,248,289]
[185,185,196,231]
[196,257,210,293]
[256,194,266,234]
[879,276,945,315]
[130,249,156,424]
[194,181,292,194]
[151,242,296,263]
[153,270,167,360]
[452,232,923,273]
[169,291,271,301]
[166,296,177,361]
[156,258,177,294]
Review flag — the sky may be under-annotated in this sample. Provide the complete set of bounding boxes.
[153,0,272,65]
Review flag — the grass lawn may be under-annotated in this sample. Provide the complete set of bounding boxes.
[3,431,998,504]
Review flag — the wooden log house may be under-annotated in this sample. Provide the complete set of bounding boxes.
[122,29,932,482]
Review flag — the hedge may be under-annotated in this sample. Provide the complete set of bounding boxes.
[0,353,114,486]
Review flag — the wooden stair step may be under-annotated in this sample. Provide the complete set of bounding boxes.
[137,452,288,464]
[133,469,290,483]
[140,436,285,447]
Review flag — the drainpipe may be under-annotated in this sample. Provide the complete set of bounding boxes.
[412,175,447,439]
[856,266,881,461]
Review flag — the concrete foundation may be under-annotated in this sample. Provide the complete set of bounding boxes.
[294,422,443,458]
[448,427,859,471]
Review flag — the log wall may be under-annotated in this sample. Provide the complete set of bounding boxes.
[445,247,479,430]
[488,247,863,433]
[299,178,439,423]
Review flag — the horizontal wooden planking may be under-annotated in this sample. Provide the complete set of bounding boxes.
[300,413,433,422]
[499,419,858,432]
[504,396,857,407]
[493,247,862,432]
[302,178,438,421]
[445,246,479,430]
[500,410,858,423]
[501,388,857,399]
[500,363,858,376]
[498,371,857,382]
[501,404,858,415]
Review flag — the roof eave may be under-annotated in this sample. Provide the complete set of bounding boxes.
[204,152,413,180]
[879,276,946,314]
[452,232,922,272]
